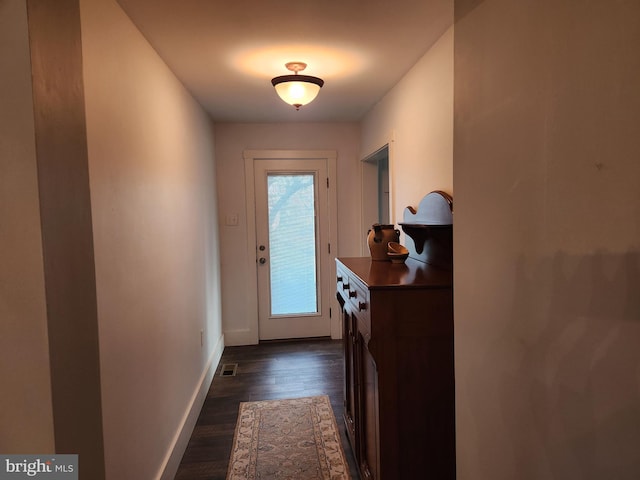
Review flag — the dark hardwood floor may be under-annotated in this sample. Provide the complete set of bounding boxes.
[175,338,360,479]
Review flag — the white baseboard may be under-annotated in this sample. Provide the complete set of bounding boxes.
[223,328,258,346]
[156,333,225,480]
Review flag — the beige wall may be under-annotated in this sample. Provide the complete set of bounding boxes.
[214,123,360,344]
[361,27,454,226]
[0,0,55,453]
[80,0,222,479]
[454,1,640,478]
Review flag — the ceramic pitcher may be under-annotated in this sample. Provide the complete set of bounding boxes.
[367,224,400,261]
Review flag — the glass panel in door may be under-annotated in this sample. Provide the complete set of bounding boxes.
[267,173,318,315]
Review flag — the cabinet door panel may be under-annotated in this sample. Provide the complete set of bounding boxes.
[357,330,379,480]
[343,308,357,447]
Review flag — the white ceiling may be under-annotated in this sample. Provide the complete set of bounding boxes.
[116,0,453,123]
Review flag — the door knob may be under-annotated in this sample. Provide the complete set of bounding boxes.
[259,257,266,265]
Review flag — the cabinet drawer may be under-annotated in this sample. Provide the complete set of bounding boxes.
[347,277,367,311]
[336,268,370,333]
[348,280,370,336]
[336,266,350,297]
[337,269,362,304]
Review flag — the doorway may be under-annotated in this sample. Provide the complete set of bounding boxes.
[361,145,390,252]
[244,150,339,342]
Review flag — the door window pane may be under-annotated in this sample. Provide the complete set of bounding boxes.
[267,174,318,315]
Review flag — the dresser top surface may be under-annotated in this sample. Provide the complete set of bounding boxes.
[337,257,452,289]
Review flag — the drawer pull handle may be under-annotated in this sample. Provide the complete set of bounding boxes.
[349,290,357,298]
[358,302,367,311]
[342,283,350,290]
[337,275,343,283]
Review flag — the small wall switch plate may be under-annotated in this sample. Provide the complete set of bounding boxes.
[225,213,239,226]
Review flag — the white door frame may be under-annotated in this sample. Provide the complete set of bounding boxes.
[243,150,340,343]
[360,131,396,255]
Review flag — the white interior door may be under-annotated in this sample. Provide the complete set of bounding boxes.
[254,158,331,340]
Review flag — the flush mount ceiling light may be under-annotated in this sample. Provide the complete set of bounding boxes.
[271,62,324,110]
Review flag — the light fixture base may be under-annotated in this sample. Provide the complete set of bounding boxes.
[285,62,307,73]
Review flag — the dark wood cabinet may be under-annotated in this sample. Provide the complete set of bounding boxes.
[337,257,455,479]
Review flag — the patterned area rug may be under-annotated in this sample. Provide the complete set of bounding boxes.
[226,395,351,479]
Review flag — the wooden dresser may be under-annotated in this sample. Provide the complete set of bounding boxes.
[336,191,455,480]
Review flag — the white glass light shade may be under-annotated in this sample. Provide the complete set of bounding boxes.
[271,74,324,110]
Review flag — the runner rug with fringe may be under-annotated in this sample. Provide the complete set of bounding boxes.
[226,395,351,480]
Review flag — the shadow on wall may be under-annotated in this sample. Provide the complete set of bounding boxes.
[454,0,486,22]
[469,249,640,479]
[531,250,639,478]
